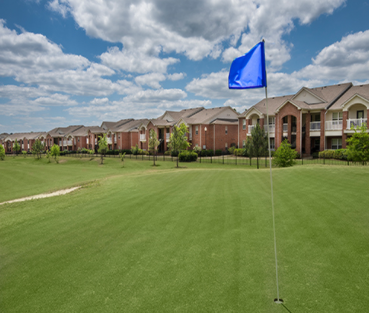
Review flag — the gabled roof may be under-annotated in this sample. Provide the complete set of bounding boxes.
[4,132,45,141]
[101,119,134,131]
[329,83,369,110]
[180,106,239,125]
[48,125,84,137]
[115,119,150,132]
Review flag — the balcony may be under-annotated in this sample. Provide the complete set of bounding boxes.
[347,118,367,129]
[107,138,112,145]
[63,140,72,146]
[310,121,321,131]
[140,134,146,141]
[248,125,255,133]
[264,124,275,133]
[326,120,342,130]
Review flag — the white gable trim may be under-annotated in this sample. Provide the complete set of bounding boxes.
[245,107,264,119]
[293,87,326,104]
[340,94,369,111]
[275,100,302,113]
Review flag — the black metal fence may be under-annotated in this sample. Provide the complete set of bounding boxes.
[10,152,368,167]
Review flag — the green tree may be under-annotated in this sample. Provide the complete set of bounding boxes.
[273,139,297,167]
[50,144,60,162]
[22,150,27,158]
[346,123,369,165]
[13,139,20,155]
[168,124,191,168]
[119,152,126,167]
[98,134,108,164]
[148,129,160,166]
[32,139,44,159]
[245,123,268,169]
[0,144,5,160]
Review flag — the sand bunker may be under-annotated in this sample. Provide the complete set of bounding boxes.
[0,187,80,206]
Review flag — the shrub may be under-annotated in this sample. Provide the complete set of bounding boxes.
[178,151,198,162]
[171,150,179,157]
[0,144,5,160]
[228,146,236,155]
[193,146,201,154]
[200,149,208,157]
[164,150,171,155]
[234,148,245,156]
[273,139,297,167]
[207,149,214,156]
[215,149,222,156]
[131,144,140,155]
[22,150,27,158]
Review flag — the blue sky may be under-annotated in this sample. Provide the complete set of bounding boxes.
[1,0,369,133]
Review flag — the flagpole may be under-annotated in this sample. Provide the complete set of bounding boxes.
[265,79,283,304]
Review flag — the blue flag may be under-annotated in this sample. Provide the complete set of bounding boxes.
[228,41,267,89]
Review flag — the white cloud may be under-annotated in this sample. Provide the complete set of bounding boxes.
[47,0,69,18]
[135,73,166,89]
[100,47,179,74]
[167,72,186,81]
[31,94,78,106]
[47,0,345,69]
[297,30,369,81]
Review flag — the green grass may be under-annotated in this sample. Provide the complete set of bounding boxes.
[1,157,369,312]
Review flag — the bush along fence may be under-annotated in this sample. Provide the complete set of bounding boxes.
[8,149,368,167]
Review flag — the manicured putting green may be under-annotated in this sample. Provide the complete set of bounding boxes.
[1,158,368,312]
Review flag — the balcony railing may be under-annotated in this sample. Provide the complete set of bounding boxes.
[107,138,112,145]
[248,125,255,133]
[310,121,321,131]
[326,120,342,130]
[140,134,146,141]
[283,123,288,132]
[264,124,275,133]
[347,118,367,129]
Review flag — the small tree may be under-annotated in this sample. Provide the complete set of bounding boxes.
[119,152,126,167]
[273,139,298,167]
[32,139,44,159]
[245,123,268,169]
[0,144,5,161]
[98,134,108,164]
[168,124,191,168]
[13,139,20,155]
[22,150,27,158]
[346,123,369,165]
[50,144,60,163]
[148,129,160,166]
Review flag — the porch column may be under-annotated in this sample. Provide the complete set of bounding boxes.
[296,113,301,156]
[275,113,282,149]
[259,118,264,130]
[287,115,292,143]
[305,112,311,155]
[320,110,326,151]
[164,127,167,152]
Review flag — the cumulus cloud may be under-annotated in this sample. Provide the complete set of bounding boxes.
[47,0,345,69]
[297,30,369,81]
[135,73,166,89]
[167,72,186,81]
[31,94,78,106]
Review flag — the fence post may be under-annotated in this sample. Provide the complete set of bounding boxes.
[265,155,267,167]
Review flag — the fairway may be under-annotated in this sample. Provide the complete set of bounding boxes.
[1,158,369,312]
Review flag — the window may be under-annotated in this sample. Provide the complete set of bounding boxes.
[242,119,246,130]
[225,143,228,148]
[242,140,246,148]
[357,110,364,119]
[225,126,228,135]
[331,138,342,150]
[78,137,80,142]
[195,126,198,135]
[269,117,275,125]
[332,112,343,121]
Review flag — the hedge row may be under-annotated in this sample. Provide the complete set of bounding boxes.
[318,149,348,160]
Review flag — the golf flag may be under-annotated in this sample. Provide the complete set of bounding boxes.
[228,41,267,89]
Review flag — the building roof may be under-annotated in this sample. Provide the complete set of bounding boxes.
[115,119,150,132]
[48,125,84,137]
[4,132,45,141]
[329,83,369,110]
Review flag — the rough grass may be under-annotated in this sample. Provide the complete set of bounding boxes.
[0,157,368,312]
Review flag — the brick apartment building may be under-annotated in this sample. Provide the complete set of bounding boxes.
[2,82,368,156]
[239,82,369,156]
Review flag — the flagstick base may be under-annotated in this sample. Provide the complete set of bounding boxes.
[274,298,284,304]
